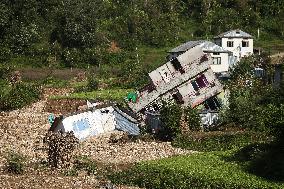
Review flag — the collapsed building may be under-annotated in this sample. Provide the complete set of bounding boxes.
[127,45,224,114]
[49,103,140,140]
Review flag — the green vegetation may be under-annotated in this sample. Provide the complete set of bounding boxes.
[159,102,183,141]
[1,0,284,69]
[184,105,202,131]
[5,152,25,175]
[64,156,97,176]
[110,150,284,189]
[224,54,284,137]
[172,131,270,152]
[0,82,41,111]
[51,89,133,102]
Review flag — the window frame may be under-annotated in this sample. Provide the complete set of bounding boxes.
[227,41,234,47]
[242,40,249,47]
[213,57,221,65]
[191,74,209,91]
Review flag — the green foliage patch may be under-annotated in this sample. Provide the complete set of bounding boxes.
[51,88,133,102]
[5,152,26,175]
[159,102,183,141]
[109,151,284,189]
[0,82,41,111]
[172,131,270,152]
[64,155,97,176]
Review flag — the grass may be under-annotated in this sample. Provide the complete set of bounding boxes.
[255,38,284,55]
[50,88,133,102]
[110,150,284,189]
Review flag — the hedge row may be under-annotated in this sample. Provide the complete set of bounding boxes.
[172,131,271,152]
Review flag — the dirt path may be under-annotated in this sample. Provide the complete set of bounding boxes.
[270,52,284,58]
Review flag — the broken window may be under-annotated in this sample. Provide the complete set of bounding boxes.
[171,58,185,74]
[213,57,221,65]
[242,41,249,47]
[191,74,209,91]
[200,54,208,63]
[227,41,234,47]
[204,97,221,110]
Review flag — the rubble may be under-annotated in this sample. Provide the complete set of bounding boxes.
[79,131,194,164]
[0,89,193,188]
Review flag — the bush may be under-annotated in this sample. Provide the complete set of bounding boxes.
[6,152,25,174]
[0,66,13,80]
[172,131,270,152]
[158,102,183,141]
[0,82,41,111]
[86,75,99,91]
[64,156,97,176]
[184,106,201,131]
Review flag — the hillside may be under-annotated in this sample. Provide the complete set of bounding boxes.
[1,0,284,69]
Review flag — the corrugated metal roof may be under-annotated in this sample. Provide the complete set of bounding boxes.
[168,40,230,53]
[214,29,253,39]
[113,107,140,135]
[168,40,204,53]
[199,41,231,53]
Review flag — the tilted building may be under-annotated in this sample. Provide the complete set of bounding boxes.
[127,45,223,113]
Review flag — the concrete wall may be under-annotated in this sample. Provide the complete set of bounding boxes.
[209,52,230,73]
[219,37,253,59]
[177,69,223,107]
[143,69,223,109]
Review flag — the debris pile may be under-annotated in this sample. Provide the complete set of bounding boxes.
[44,131,79,168]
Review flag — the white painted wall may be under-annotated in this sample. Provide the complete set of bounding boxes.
[208,52,229,73]
[220,38,253,60]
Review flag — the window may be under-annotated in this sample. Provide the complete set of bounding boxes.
[191,74,209,91]
[172,93,184,104]
[191,80,199,91]
[204,97,221,110]
[242,41,249,47]
[213,52,220,55]
[171,58,185,74]
[227,41,234,47]
[213,57,221,65]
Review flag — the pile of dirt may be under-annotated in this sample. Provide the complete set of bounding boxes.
[45,98,86,114]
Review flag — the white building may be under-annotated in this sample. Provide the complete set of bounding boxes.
[128,46,223,113]
[214,29,253,61]
[167,40,237,74]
